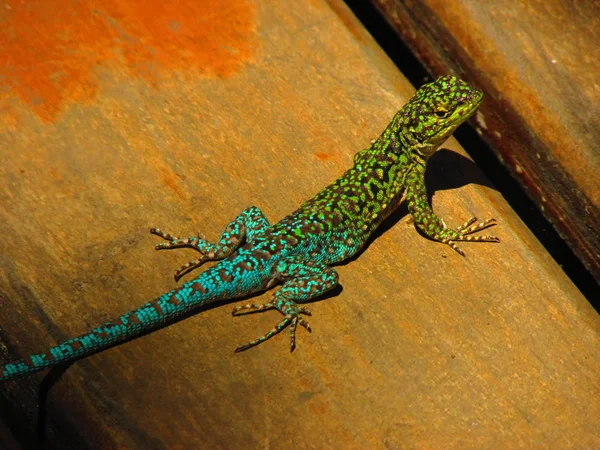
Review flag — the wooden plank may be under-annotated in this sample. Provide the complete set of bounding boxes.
[370,0,600,282]
[0,0,599,448]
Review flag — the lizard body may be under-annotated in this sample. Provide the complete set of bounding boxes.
[1,76,498,381]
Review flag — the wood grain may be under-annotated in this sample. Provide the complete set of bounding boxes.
[0,0,599,448]
[371,0,600,282]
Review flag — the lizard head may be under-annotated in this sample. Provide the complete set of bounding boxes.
[401,75,483,157]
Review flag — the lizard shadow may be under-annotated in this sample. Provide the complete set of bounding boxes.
[241,148,494,311]
[425,148,495,193]
[339,148,496,266]
[35,149,492,438]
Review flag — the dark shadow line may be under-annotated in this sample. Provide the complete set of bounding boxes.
[344,0,599,307]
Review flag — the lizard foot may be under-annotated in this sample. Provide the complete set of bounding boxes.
[151,228,218,281]
[439,217,500,256]
[232,299,312,352]
[151,208,271,281]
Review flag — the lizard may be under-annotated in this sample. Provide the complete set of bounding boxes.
[0,75,498,381]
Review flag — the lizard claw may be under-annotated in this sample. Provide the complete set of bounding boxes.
[150,228,217,281]
[438,216,500,255]
[232,300,312,352]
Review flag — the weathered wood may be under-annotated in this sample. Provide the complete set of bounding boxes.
[0,0,599,448]
[371,0,600,282]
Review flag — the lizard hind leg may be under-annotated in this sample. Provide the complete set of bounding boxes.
[151,206,271,281]
[232,257,339,352]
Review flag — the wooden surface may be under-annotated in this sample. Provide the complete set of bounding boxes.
[0,0,599,448]
[371,0,600,283]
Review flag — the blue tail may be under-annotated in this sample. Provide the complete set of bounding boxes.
[1,259,266,381]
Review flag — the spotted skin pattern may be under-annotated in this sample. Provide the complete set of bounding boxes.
[1,76,498,381]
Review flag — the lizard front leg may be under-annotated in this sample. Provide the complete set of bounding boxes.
[405,167,499,255]
[151,206,271,280]
[232,256,339,352]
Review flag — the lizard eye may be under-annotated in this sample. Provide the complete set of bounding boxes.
[434,109,449,119]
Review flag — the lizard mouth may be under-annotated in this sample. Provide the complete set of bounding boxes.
[451,89,483,121]
[471,89,484,108]
[461,89,483,115]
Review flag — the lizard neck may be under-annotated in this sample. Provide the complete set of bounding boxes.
[351,135,417,228]
[309,131,421,236]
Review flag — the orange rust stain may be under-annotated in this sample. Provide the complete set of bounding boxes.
[314,151,332,161]
[0,0,257,122]
[156,163,187,200]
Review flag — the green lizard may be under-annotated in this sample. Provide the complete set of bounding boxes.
[1,75,498,381]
